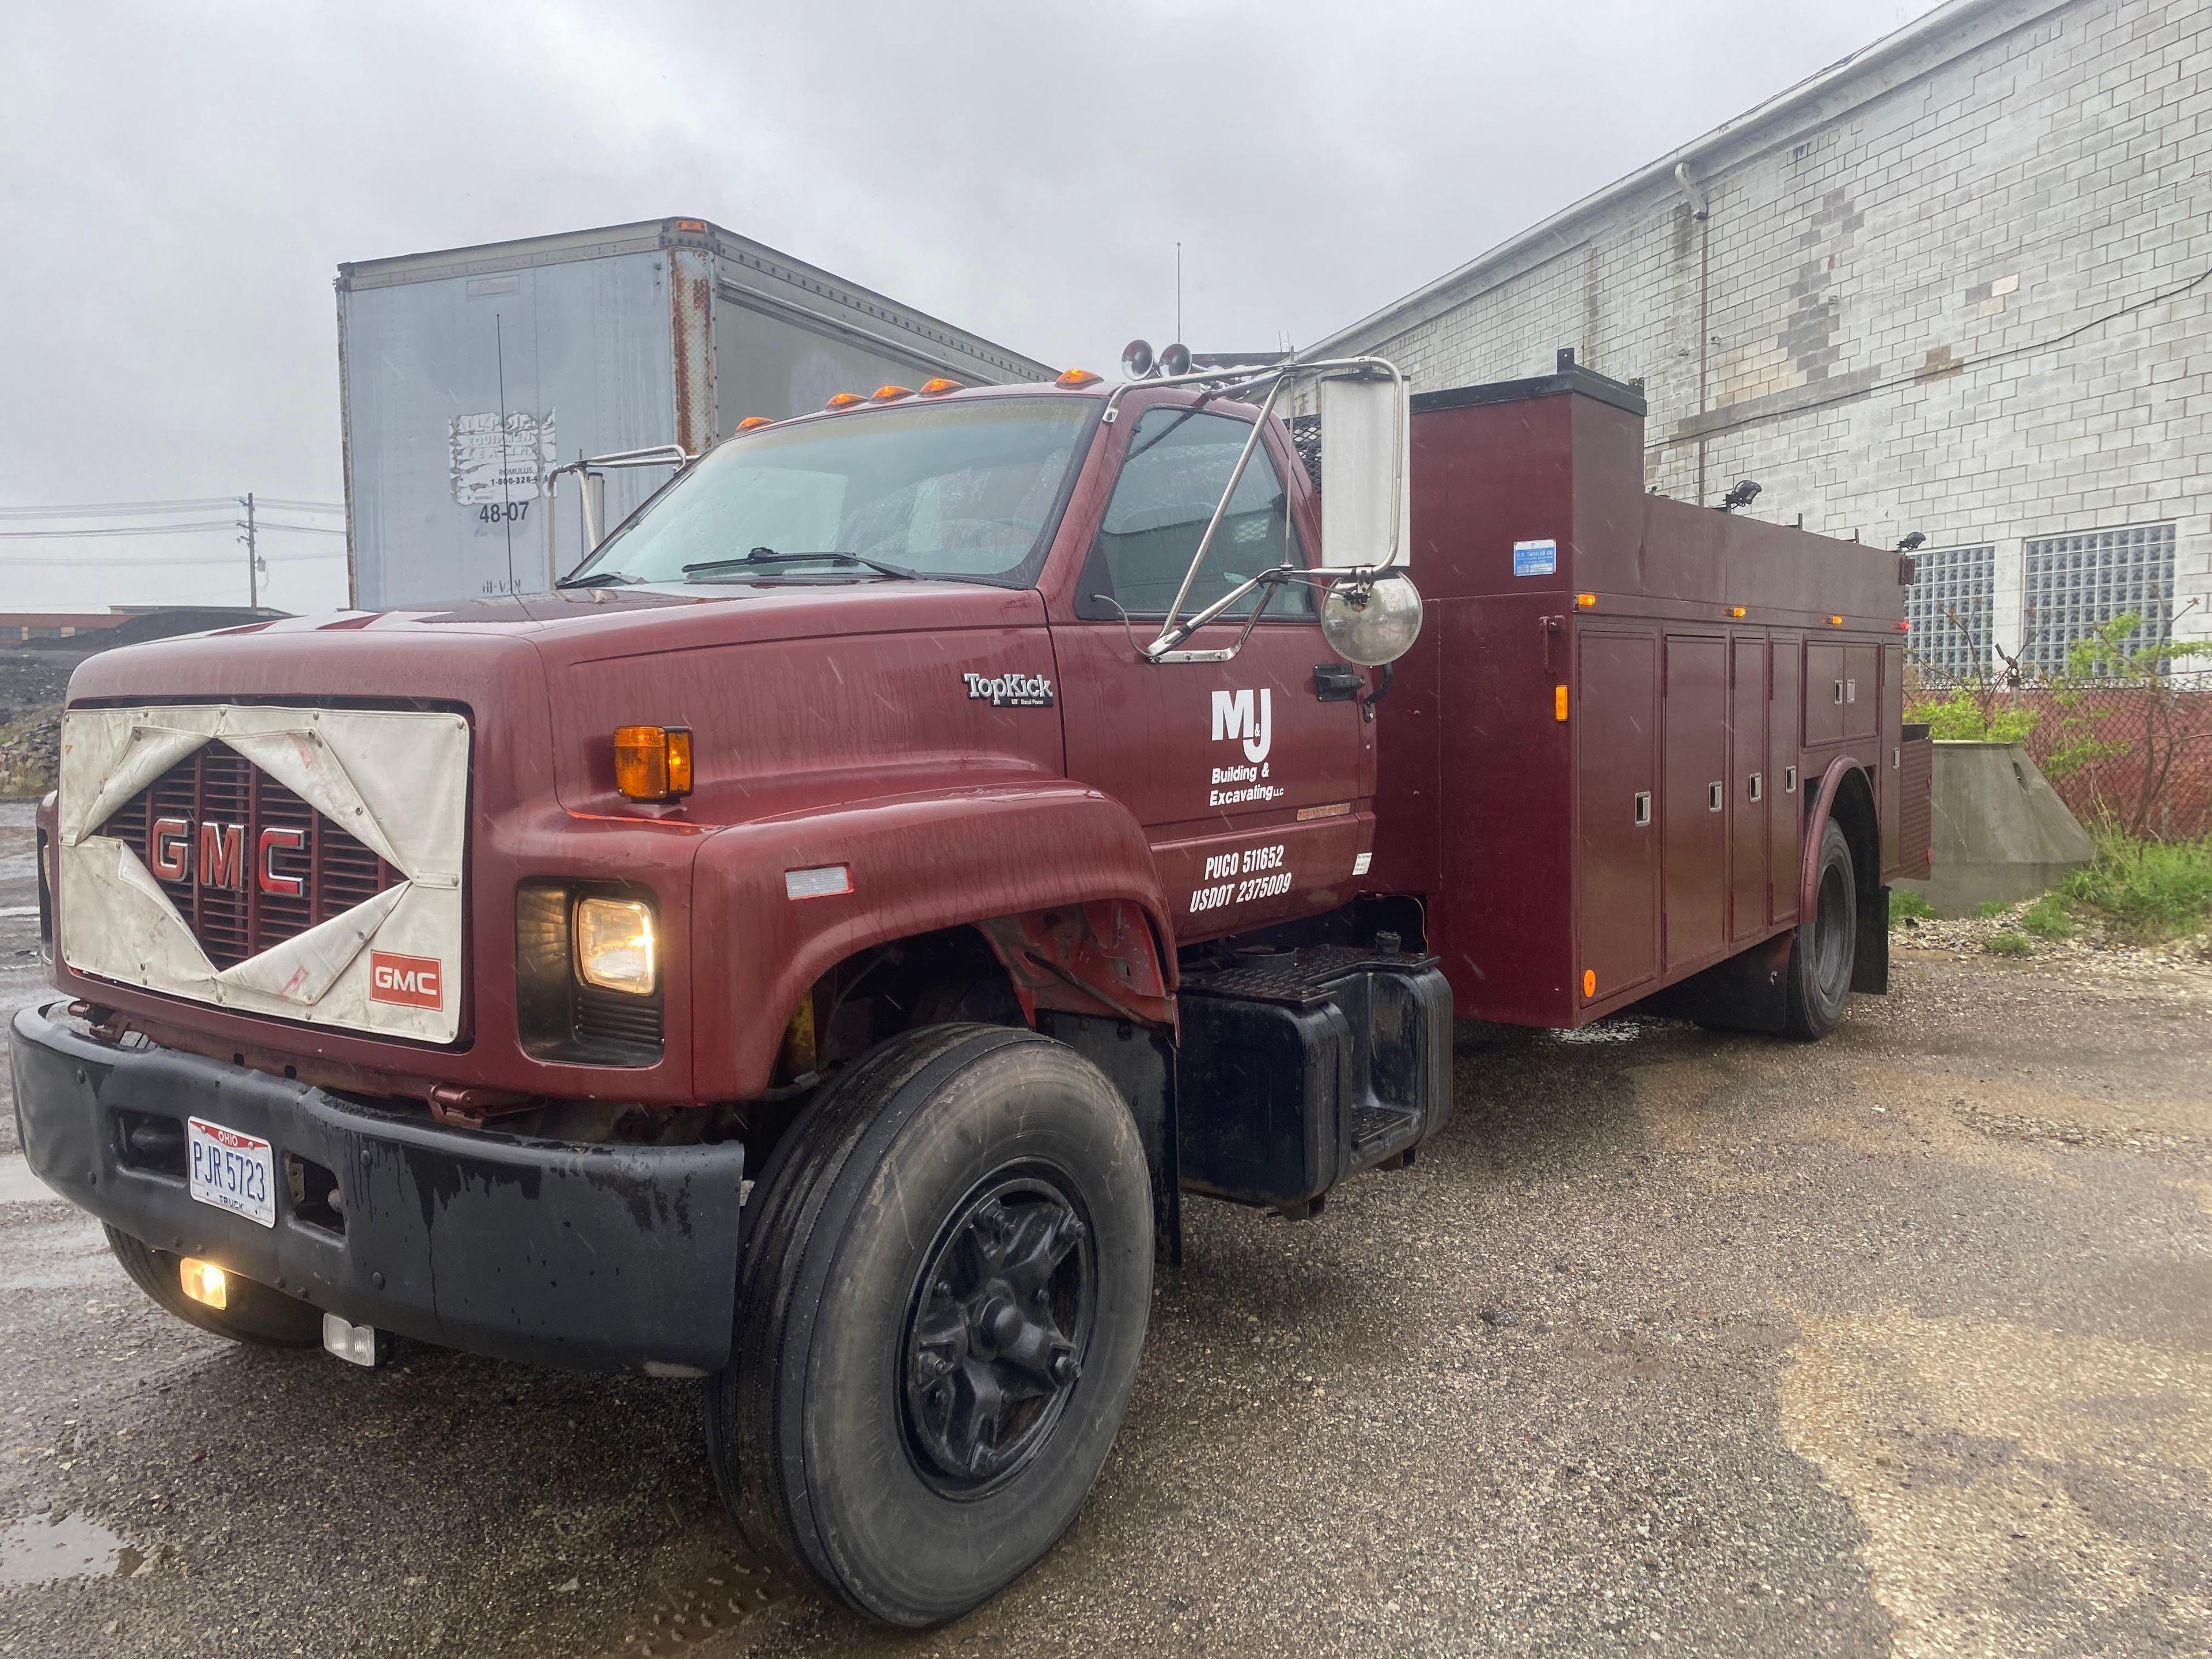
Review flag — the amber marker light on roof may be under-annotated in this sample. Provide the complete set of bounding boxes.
[1575,593,1598,609]
[736,416,773,431]
[919,378,962,395]
[1055,368,1103,387]
[674,218,706,232]
[1729,606,1747,618]
[1831,614,1846,626]
[615,725,694,802]
[872,385,913,401]
[825,392,866,410]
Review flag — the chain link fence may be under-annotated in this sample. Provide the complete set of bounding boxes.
[1904,654,2212,839]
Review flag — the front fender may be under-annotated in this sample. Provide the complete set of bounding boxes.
[688,781,1171,1100]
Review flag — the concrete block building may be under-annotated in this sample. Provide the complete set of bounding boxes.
[1311,0,2211,681]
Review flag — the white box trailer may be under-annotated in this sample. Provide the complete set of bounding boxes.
[335,218,1054,608]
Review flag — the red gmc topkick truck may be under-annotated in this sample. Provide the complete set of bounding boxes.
[16,346,1928,1625]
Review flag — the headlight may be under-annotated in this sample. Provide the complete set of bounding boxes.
[575,897,657,995]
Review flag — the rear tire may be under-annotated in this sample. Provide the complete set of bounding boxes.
[704,1023,1153,1627]
[1784,819,1857,1040]
[104,1226,323,1346]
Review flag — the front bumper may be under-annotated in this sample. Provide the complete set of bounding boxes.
[10,1001,746,1374]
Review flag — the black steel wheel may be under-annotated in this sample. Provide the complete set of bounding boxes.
[704,1023,1152,1627]
[902,1168,1095,1495]
[1785,819,1858,1040]
[104,1225,323,1346]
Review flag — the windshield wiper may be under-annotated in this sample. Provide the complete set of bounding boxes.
[683,547,922,582]
[553,570,638,589]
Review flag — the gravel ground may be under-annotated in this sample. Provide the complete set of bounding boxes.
[3,898,2207,1657]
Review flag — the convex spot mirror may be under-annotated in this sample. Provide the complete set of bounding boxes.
[1321,570,1423,666]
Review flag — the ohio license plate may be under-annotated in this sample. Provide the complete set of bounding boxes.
[187,1118,277,1229]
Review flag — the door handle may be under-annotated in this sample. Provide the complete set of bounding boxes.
[1314,663,1363,702]
[1708,781,1724,812]
[1749,771,1763,802]
[1634,791,1652,827]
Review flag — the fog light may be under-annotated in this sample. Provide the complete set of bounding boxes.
[322,1312,387,1369]
[575,896,657,995]
[179,1257,227,1310]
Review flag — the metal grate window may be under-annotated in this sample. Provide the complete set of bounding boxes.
[1904,544,1995,682]
[2024,523,2176,679]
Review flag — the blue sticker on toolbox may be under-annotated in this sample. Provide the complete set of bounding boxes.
[1513,539,1558,577]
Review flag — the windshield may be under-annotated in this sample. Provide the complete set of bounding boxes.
[572,396,1099,586]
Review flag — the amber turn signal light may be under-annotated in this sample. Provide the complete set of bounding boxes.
[1728,605,1747,618]
[824,392,866,410]
[918,377,962,395]
[1554,684,1569,721]
[1055,367,1102,387]
[1830,614,1846,626]
[1575,592,1597,609]
[615,725,694,801]
[736,416,773,431]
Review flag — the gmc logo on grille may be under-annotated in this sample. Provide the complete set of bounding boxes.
[150,817,307,895]
[369,952,443,1009]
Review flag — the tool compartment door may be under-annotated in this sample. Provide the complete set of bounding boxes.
[1663,634,1729,971]
[1729,635,1768,943]
[1574,630,1658,1005]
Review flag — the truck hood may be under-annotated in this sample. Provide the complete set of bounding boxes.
[66,577,1063,824]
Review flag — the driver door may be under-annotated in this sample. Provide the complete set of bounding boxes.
[1054,403,1374,942]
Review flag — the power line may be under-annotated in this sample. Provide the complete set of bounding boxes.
[0,521,240,539]
[0,495,343,522]
[0,552,347,569]
[0,518,344,540]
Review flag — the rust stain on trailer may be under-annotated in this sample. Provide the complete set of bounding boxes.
[669,243,716,458]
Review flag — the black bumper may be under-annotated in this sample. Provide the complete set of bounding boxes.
[10,1002,746,1374]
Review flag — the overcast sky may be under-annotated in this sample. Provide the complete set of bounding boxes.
[2,0,1934,612]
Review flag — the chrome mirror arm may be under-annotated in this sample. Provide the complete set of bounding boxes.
[1112,353,1406,666]
[1146,570,1290,664]
[1148,373,1290,652]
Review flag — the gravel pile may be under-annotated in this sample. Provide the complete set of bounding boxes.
[1893,896,2212,975]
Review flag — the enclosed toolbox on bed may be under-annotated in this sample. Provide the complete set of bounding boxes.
[1365,359,1929,1032]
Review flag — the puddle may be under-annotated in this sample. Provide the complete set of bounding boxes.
[0,1154,63,1206]
[0,1510,142,1589]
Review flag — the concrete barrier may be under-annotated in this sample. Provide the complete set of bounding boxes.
[1894,740,2094,917]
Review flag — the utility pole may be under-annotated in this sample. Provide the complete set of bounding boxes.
[241,493,259,612]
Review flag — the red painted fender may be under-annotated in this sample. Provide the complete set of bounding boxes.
[1798,755,1872,924]
[688,780,1172,1100]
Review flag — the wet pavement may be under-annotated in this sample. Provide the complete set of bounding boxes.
[2,797,2207,1655]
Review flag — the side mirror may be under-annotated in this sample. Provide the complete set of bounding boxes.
[1317,372,1410,571]
[1321,570,1423,666]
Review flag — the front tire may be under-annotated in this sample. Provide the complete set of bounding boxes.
[1784,819,1858,1040]
[104,1225,323,1346]
[704,1024,1154,1627]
